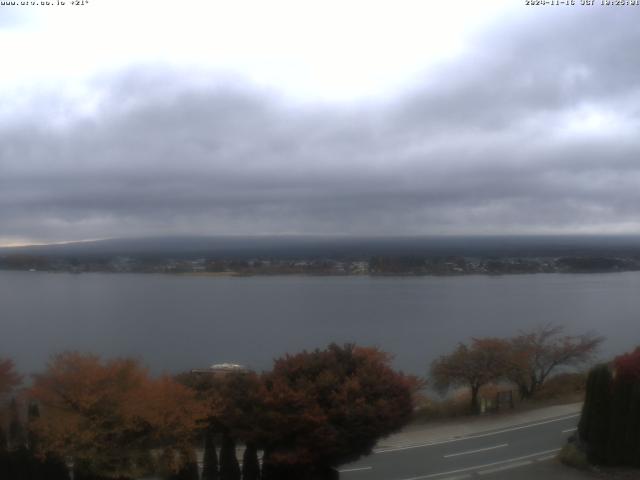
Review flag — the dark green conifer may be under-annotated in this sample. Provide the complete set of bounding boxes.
[202,430,219,480]
[0,449,8,480]
[0,425,7,452]
[625,383,640,467]
[40,454,70,480]
[241,443,259,480]
[27,402,40,452]
[607,376,633,465]
[8,397,26,449]
[6,446,31,480]
[219,431,240,480]
[578,365,596,441]
[579,364,612,465]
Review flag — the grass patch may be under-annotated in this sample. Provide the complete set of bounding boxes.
[412,390,474,422]
[534,372,587,402]
[413,374,587,424]
[559,443,590,470]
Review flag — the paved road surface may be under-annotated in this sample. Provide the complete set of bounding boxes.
[339,413,581,480]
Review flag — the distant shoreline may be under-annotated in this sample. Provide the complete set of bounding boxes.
[3,268,639,278]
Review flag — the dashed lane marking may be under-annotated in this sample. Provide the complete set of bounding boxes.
[443,443,508,458]
[339,466,373,473]
[478,459,532,475]
[396,448,562,480]
[375,414,579,454]
[536,454,558,462]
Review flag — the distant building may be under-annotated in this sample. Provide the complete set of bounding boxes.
[190,362,249,376]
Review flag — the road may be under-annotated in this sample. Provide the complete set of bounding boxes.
[339,413,581,480]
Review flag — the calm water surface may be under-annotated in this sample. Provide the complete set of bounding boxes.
[1,271,639,375]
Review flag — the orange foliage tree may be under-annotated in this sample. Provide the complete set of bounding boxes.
[430,338,511,414]
[257,343,419,479]
[29,352,206,480]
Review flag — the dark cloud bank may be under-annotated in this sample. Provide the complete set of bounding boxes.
[2,7,640,243]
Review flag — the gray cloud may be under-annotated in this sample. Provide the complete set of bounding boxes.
[2,7,640,243]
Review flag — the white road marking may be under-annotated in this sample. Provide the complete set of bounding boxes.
[376,414,579,454]
[397,448,562,480]
[562,427,577,433]
[478,460,532,475]
[339,466,373,473]
[443,443,508,458]
[536,454,558,462]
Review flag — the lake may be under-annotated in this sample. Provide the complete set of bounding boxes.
[1,270,638,376]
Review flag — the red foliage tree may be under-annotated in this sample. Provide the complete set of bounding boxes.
[614,346,640,383]
[257,343,419,473]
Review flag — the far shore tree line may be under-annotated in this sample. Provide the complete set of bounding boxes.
[0,344,419,480]
[430,324,604,414]
[3,252,640,276]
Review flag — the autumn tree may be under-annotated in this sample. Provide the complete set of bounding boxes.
[29,352,206,480]
[507,325,603,399]
[201,429,219,480]
[430,338,511,414]
[613,346,640,383]
[257,343,419,479]
[177,368,265,480]
[0,358,21,399]
[189,370,266,446]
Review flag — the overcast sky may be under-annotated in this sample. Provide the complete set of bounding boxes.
[1,1,639,245]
